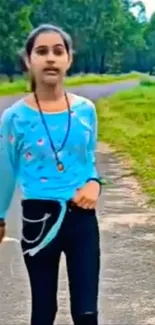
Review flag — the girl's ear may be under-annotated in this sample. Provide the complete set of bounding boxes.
[24,55,31,71]
[19,49,28,72]
[66,52,73,71]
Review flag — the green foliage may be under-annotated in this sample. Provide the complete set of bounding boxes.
[0,0,40,79]
[0,0,155,77]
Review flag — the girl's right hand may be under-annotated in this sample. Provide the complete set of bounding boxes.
[0,226,6,243]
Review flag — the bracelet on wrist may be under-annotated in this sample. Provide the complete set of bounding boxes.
[87,177,103,194]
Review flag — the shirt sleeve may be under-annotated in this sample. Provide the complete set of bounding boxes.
[0,110,18,220]
[87,103,100,180]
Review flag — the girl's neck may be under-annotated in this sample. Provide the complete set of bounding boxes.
[35,83,65,102]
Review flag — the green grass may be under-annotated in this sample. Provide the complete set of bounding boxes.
[96,85,155,204]
[65,72,140,86]
[0,79,28,95]
[0,72,141,96]
[140,76,155,87]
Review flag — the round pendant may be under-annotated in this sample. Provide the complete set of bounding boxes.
[57,162,64,172]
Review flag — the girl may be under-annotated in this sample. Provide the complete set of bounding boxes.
[0,24,102,325]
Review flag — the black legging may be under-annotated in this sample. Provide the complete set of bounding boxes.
[21,199,100,325]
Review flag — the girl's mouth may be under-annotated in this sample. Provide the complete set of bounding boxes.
[43,67,59,75]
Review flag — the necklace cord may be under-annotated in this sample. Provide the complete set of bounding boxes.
[34,91,72,170]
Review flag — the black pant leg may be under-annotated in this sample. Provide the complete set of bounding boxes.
[64,206,100,324]
[23,249,61,325]
[21,200,62,325]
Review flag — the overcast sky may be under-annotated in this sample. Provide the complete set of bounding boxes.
[141,0,155,18]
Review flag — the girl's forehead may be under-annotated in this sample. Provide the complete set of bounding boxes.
[33,32,65,48]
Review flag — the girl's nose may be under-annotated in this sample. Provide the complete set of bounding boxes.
[46,49,56,62]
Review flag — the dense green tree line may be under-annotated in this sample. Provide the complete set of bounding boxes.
[0,0,155,79]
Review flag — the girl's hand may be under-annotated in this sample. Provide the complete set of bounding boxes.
[0,225,6,244]
[72,181,100,209]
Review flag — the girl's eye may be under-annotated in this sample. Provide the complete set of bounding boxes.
[35,46,65,56]
[53,47,65,56]
[36,48,49,55]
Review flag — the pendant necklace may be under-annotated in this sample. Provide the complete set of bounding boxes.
[34,91,71,172]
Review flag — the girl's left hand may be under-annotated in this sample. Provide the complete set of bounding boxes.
[72,181,100,209]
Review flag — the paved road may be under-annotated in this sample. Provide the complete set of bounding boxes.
[0,79,138,111]
[1,80,155,325]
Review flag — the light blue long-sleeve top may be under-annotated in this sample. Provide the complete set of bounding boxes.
[0,95,100,255]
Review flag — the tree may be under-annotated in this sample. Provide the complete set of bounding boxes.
[144,13,155,74]
[0,0,154,76]
[0,0,40,81]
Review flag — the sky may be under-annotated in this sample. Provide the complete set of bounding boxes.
[141,0,155,18]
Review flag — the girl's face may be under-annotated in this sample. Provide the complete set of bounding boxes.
[26,32,72,86]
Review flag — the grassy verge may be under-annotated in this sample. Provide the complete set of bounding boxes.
[0,72,141,96]
[65,72,141,86]
[96,84,155,205]
[0,79,28,96]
